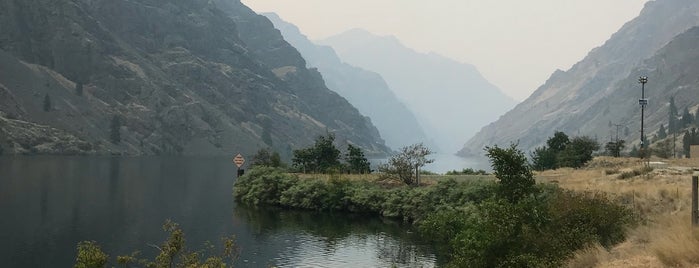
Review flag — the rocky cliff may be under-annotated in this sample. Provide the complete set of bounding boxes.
[0,0,390,156]
[460,0,699,156]
[320,29,516,153]
[264,13,429,150]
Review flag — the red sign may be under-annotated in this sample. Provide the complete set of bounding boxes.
[233,154,245,168]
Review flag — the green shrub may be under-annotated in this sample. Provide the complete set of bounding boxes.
[233,167,298,206]
[74,241,108,268]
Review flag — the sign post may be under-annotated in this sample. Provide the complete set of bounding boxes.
[233,153,245,177]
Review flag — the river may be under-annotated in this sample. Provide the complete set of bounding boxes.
[0,156,436,268]
[372,153,491,174]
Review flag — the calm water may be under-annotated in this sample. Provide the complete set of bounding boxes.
[0,156,436,268]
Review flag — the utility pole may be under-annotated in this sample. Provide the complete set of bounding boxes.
[639,76,648,159]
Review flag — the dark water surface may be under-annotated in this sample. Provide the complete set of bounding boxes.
[0,156,436,267]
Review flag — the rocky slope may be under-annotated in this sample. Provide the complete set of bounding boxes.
[264,13,429,150]
[460,0,699,156]
[320,29,516,152]
[0,0,390,157]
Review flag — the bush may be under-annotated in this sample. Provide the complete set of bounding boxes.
[233,167,298,206]
[419,186,634,267]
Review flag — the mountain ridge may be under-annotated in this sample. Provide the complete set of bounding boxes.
[320,29,517,152]
[0,0,390,157]
[460,0,699,156]
[263,13,430,150]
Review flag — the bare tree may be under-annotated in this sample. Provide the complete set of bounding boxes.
[379,143,434,185]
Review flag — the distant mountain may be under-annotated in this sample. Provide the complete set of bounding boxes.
[460,0,699,156]
[264,13,429,150]
[0,0,390,157]
[320,29,516,153]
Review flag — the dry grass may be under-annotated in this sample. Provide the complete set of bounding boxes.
[548,156,699,267]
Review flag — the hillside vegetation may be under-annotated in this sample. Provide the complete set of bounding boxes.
[0,0,389,156]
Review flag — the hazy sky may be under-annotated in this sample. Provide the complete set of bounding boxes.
[241,0,649,101]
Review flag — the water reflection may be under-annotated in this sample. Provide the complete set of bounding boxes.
[0,156,436,268]
[235,206,435,267]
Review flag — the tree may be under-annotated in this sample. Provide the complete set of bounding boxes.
[605,140,625,157]
[292,147,315,173]
[547,131,570,152]
[313,134,341,172]
[251,148,283,168]
[485,143,535,203]
[110,115,121,144]
[531,146,556,171]
[292,134,341,173]
[530,132,573,171]
[558,136,600,168]
[345,144,371,174]
[379,143,433,185]
[43,93,52,112]
[658,124,667,139]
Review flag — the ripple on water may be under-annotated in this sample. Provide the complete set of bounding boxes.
[272,232,436,268]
